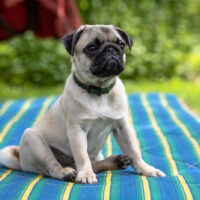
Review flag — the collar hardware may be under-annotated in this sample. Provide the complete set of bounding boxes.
[87,85,102,96]
[73,73,115,96]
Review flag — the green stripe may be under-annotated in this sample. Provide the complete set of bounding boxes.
[0,99,34,148]
[188,184,200,200]
[164,94,200,158]
[147,97,183,172]
[66,184,80,200]
[159,94,199,165]
[128,97,149,199]
[19,97,57,199]
[141,94,186,199]
[109,134,119,200]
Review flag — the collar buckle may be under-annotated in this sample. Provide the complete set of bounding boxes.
[73,73,115,96]
[87,85,102,96]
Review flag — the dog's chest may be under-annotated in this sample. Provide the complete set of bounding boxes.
[82,118,116,157]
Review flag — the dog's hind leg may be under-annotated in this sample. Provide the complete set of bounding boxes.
[91,155,131,173]
[51,147,131,174]
[20,128,76,182]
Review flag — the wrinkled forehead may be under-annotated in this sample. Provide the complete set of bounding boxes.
[76,25,122,49]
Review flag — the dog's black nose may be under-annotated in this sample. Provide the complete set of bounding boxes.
[106,59,119,74]
[104,47,117,55]
[107,60,118,69]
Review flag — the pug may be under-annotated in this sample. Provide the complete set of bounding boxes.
[0,25,166,184]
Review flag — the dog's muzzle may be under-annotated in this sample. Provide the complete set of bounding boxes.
[90,43,124,77]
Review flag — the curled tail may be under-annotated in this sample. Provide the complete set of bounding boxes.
[0,146,20,170]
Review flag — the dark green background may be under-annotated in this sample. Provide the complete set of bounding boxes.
[0,0,199,86]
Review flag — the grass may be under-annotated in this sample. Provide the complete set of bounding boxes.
[0,77,200,114]
[125,78,200,114]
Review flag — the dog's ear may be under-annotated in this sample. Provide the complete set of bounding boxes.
[115,27,133,50]
[62,26,85,56]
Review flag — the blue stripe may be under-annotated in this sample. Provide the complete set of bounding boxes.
[129,94,167,160]
[0,170,36,200]
[166,94,200,140]
[147,93,198,164]
[0,94,199,199]
[28,177,68,200]
[0,98,48,148]
[0,100,26,130]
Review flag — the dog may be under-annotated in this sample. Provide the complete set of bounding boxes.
[0,25,166,184]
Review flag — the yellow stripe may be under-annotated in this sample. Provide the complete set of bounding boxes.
[0,101,13,117]
[177,175,193,200]
[20,97,55,199]
[0,100,30,183]
[0,169,12,182]
[33,96,54,126]
[160,94,194,200]
[104,135,112,200]
[104,171,112,200]
[63,114,112,200]
[21,175,43,200]
[62,182,74,200]
[141,93,193,200]
[129,108,151,200]
[0,99,33,142]
[141,176,151,200]
[178,98,200,122]
[141,93,178,175]
[160,94,200,159]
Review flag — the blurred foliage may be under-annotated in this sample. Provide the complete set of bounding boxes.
[77,0,200,80]
[0,0,200,86]
[0,32,71,86]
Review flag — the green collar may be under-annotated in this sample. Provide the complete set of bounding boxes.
[73,73,116,96]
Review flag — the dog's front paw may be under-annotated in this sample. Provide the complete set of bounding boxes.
[133,160,166,177]
[76,170,98,184]
[115,155,132,169]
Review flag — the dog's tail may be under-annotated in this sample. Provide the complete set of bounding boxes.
[0,146,21,170]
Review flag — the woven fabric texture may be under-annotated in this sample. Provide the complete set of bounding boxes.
[0,93,200,200]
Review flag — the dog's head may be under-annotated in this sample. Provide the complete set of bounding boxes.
[62,25,133,82]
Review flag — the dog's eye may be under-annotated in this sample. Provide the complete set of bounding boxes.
[118,42,125,50]
[87,45,97,52]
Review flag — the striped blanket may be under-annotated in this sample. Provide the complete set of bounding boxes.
[0,93,200,200]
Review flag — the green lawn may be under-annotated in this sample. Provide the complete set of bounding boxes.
[125,78,200,114]
[0,77,200,114]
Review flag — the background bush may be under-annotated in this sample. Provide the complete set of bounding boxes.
[77,0,200,80]
[0,0,200,86]
[0,32,70,86]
